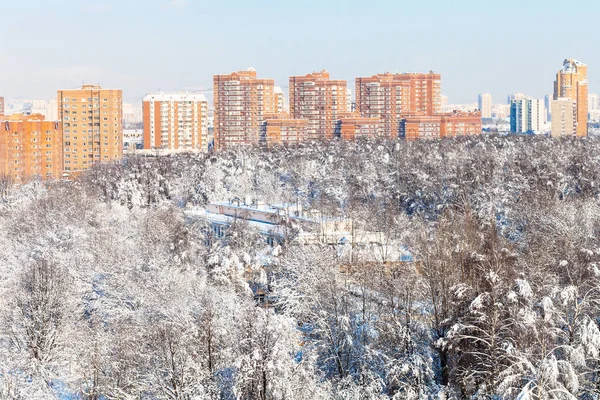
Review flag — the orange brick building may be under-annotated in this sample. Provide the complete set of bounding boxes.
[335,111,382,140]
[0,114,63,181]
[400,111,482,140]
[355,72,442,138]
[143,92,208,151]
[260,112,308,147]
[442,111,482,138]
[289,70,349,140]
[554,59,588,137]
[58,84,123,173]
[214,69,276,150]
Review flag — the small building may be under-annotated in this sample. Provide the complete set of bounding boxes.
[260,112,309,147]
[123,129,143,152]
[400,111,482,140]
[186,199,354,246]
[335,111,382,140]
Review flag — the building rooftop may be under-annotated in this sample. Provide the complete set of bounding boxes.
[561,59,586,73]
[0,113,49,122]
[143,92,208,102]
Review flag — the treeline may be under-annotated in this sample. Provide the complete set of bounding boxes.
[1,136,600,399]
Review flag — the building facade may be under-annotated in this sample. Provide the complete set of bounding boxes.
[589,93,599,112]
[545,94,552,121]
[507,93,527,104]
[510,98,546,134]
[58,84,122,173]
[289,70,349,140]
[478,93,493,119]
[0,114,63,181]
[274,86,285,114]
[335,112,382,140]
[400,111,482,140]
[260,112,308,147]
[442,111,483,138]
[0,97,4,115]
[355,72,442,138]
[213,69,276,150]
[551,98,575,137]
[143,92,209,151]
[554,59,588,137]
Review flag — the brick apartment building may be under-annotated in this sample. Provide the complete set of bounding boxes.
[214,68,277,150]
[355,72,442,138]
[553,59,588,137]
[58,84,122,173]
[289,70,349,140]
[0,114,63,181]
[335,111,382,140]
[400,110,482,140]
[261,112,309,147]
[143,92,208,151]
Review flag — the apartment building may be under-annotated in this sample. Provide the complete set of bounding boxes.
[478,93,492,119]
[400,111,482,140]
[289,70,349,140]
[554,59,588,137]
[400,115,442,140]
[260,112,308,147]
[551,98,575,137]
[274,86,285,114]
[335,111,382,140]
[441,111,483,138]
[510,98,546,134]
[143,92,209,151]
[213,68,276,149]
[355,72,442,138]
[58,84,122,173]
[0,114,62,181]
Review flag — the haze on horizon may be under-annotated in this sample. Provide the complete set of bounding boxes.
[0,0,597,104]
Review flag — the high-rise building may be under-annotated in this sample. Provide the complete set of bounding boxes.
[214,68,276,149]
[478,93,493,119]
[554,59,588,137]
[441,95,449,109]
[355,72,442,138]
[510,98,546,134]
[544,94,552,121]
[551,98,575,137]
[507,93,526,104]
[123,103,136,126]
[289,70,349,140]
[0,114,63,181]
[58,84,123,173]
[0,97,4,115]
[46,99,58,121]
[512,99,531,133]
[492,104,511,119]
[588,93,599,112]
[274,86,285,114]
[142,92,209,151]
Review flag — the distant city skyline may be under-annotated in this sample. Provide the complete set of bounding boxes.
[1,0,598,104]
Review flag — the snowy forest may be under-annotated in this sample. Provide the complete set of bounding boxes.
[3,136,600,399]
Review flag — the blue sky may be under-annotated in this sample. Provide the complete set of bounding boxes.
[0,0,598,104]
